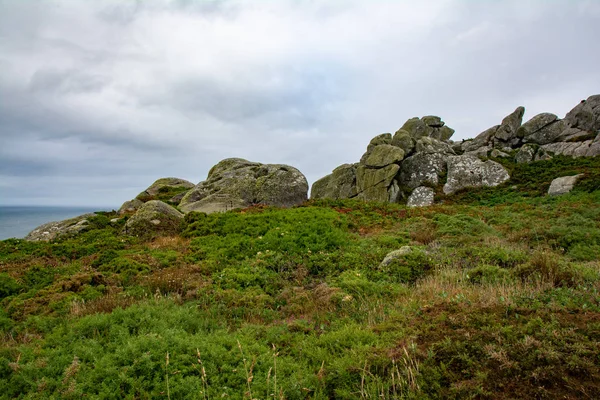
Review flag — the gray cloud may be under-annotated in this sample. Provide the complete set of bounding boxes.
[0,0,598,206]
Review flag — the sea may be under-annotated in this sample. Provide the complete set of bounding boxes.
[0,206,111,240]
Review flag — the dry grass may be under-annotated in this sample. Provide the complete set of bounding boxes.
[70,290,138,316]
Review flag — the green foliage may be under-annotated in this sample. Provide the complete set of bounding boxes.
[1,159,600,398]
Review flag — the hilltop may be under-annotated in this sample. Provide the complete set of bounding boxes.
[1,95,600,399]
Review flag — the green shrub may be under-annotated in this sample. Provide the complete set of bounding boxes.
[467,265,511,284]
[0,273,21,298]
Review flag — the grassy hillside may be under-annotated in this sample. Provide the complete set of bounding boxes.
[1,156,600,399]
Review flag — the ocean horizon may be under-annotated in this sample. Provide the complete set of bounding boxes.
[0,205,114,240]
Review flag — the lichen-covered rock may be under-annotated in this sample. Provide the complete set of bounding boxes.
[125,200,184,237]
[138,177,195,197]
[400,117,432,139]
[356,164,400,202]
[443,155,510,194]
[379,246,413,268]
[462,126,499,152]
[391,129,415,154]
[515,144,536,164]
[433,125,455,141]
[556,127,597,143]
[422,116,444,128]
[399,153,447,190]
[118,199,144,215]
[490,149,510,158]
[495,106,525,142]
[364,144,405,167]
[548,174,583,196]
[310,164,358,200]
[521,118,566,145]
[415,137,455,155]
[406,186,435,207]
[179,158,308,213]
[564,95,600,132]
[540,140,596,157]
[25,213,96,242]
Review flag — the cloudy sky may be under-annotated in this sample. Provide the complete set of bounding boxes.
[1,0,599,207]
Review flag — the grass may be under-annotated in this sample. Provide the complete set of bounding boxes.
[0,156,599,398]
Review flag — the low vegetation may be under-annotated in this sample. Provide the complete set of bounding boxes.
[1,157,599,399]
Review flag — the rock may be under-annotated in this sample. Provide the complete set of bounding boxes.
[443,154,510,195]
[25,213,96,242]
[364,144,405,168]
[406,186,435,207]
[415,137,455,155]
[139,177,194,197]
[540,140,594,158]
[556,127,597,143]
[434,125,455,141]
[495,106,525,142]
[462,126,498,152]
[379,246,413,268]
[515,144,536,164]
[368,133,393,148]
[356,164,400,202]
[125,200,184,237]
[490,149,510,158]
[564,95,600,132]
[179,158,308,213]
[118,199,144,215]
[400,117,432,139]
[548,174,583,196]
[521,119,566,145]
[311,164,358,200]
[422,116,444,128]
[391,129,415,154]
[465,145,492,158]
[399,153,448,190]
[518,113,558,137]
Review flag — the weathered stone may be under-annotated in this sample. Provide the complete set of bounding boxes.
[548,174,583,196]
[540,140,594,158]
[118,198,144,215]
[136,177,195,199]
[379,246,413,268]
[556,127,597,143]
[179,158,308,213]
[406,186,435,207]
[368,133,393,148]
[515,144,536,164]
[388,180,401,203]
[310,164,358,200]
[443,155,510,194]
[465,145,492,158]
[356,164,400,202]
[415,137,455,155]
[462,126,498,152]
[125,200,184,237]
[517,113,558,137]
[399,153,447,190]
[25,213,96,242]
[522,119,566,145]
[391,129,415,154]
[495,106,525,141]
[364,144,405,167]
[435,125,455,141]
[422,116,444,128]
[564,95,600,132]
[400,118,432,139]
[490,149,510,158]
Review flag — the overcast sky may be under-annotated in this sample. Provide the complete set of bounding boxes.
[1,0,599,207]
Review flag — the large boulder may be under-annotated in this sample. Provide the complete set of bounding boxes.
[363,144,405,167]
[443,154,510,194]
[310,164,358,200]
[179,158,308,213]
[563,95,600,133]
[463,106,525,153]
[356,164,400,202]
[495,106,525,142]
[124,200,184,237]
[135,177,195,205]
[548,174,583,196]
[25,213,96,242]
[399,153,448,190]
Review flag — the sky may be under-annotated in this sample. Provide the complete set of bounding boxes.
[1,0,599,207]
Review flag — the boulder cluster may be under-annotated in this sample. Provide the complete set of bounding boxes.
[24,94,600,241]
[312,94,600,206]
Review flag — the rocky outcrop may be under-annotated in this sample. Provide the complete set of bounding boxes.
[179,158,308,213]
[406,186,435,207]
[124,200,184,237]
[462,107,525,153]
[548,174,584,196]
[137,177,195,198]
[312,115,456,204]
[443,155,510,195]
[25,213,96,242]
